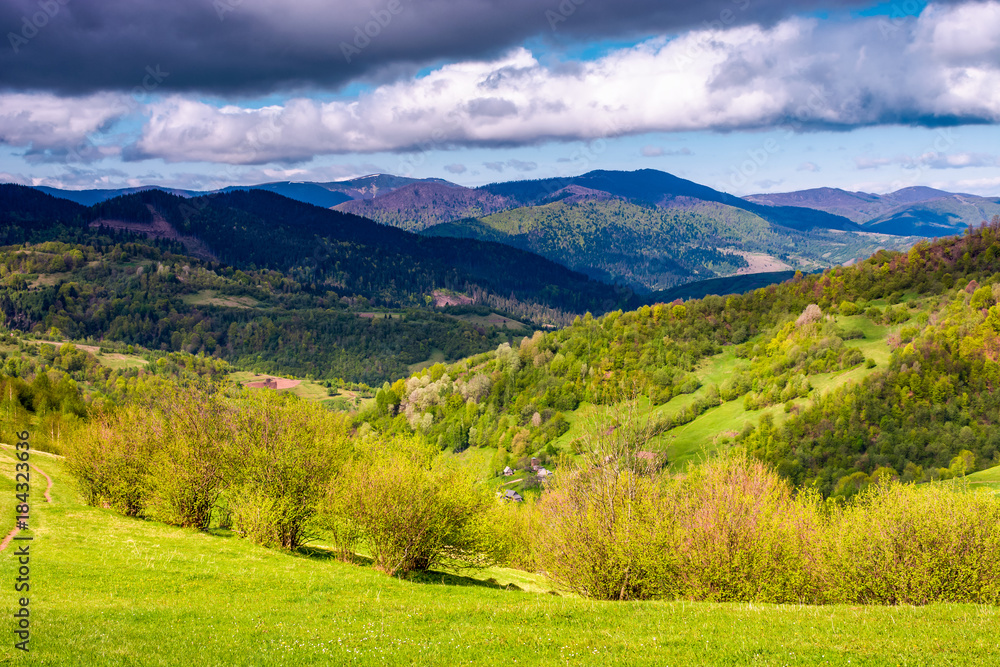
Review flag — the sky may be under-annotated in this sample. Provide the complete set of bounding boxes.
[1,0,999,196]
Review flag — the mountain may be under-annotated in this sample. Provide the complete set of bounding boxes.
[336,169,862,233]
[30,174,452,209]
[422,197,916,292]
[335,180,508,231]
[34,185,204,206]
[81,188,633,316]
[745,186,1000,236]
[864,195,1000,236]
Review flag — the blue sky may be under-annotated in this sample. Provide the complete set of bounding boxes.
[1,0,998,196]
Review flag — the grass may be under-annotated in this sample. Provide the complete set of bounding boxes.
[965,465,1000,492]
[448,312,527,331]
[2,459,1000,665]
[181,290,261,309]
[552,310,896,470]
[407,348,447,374]
[227,372,336,404]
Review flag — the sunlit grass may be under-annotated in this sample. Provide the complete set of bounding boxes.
[2,459,998,665]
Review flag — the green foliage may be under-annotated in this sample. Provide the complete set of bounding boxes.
[63,403,154,515]
[427,199,914,292]
[666,455,822,603]
[324,435,513,575]
[64,383,351,549]
[822,482,1000,604]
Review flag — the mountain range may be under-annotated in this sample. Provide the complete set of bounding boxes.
[19,169,998,294]
[744,186,1000,236]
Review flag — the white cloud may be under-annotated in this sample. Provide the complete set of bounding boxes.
[0,93,129,159]
[856,150,998,170]
[642,145,692,157]
[13,1,981,165]
[797,161,820,172]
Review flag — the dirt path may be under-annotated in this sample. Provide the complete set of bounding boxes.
[0,445,55,552]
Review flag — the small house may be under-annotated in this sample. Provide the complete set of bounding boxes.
[503,466,514,476]
[536,467,552,478]
[503,489,524,502]
[529,457,540,470]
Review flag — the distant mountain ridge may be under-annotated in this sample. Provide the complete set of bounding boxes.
[336,169,863,234]
[745,186,1000,236]
[22,169,925,293]
[31,174,454,209]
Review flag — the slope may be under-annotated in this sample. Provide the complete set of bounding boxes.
[423,198,917,292]
[4,457,993,666]
[82,188,634,318]
[361,218,1000,496]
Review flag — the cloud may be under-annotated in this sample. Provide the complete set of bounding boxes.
[855,156,894,170]
[0,93,129,161]
[856,150,999,170]
[444,163,467,174]
[754,178,784,189]
[797,161,820,172]
[642,145,692,157]
[118,3,1000,164]
[0,0,935,96]
[911,151,999,169]
[507,159,537,172]
[480,159,537,173]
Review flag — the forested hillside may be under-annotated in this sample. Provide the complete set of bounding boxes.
[362,219,1000,496]
[423,199,915,291]
[0,238,534,383]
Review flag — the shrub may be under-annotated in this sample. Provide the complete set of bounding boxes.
[822,482,1000,604]
[327,436,511,575]
[63,404,156,516]
[224,391,350,549]
[144,386,228,529]
[535,465,673,600]
[534,398,676,600]
[666,454,823,603]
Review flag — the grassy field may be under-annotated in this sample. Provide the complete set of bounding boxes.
[965,465,1000,492]
[448,312,527,331]
[181,290,261,309]
[550,309,896,470]
[2,458,999,666]
[227,371,336,404]
[407,348,447,375]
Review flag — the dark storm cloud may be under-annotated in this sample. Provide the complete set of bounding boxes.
[0,0,943,95]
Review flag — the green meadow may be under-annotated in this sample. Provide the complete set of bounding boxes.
[2,456,998,666]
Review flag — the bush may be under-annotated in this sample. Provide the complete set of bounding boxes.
[325,436,511,576]
[64,404,156,516]
[822,482,1000,604]
[666,455,823,603]
[224,391,350,549]
[144,386,228,529]
[536,465,672,600]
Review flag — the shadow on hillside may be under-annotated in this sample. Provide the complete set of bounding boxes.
[405,570,524,592]
[295,544,374,567]
[294,545,523,591]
